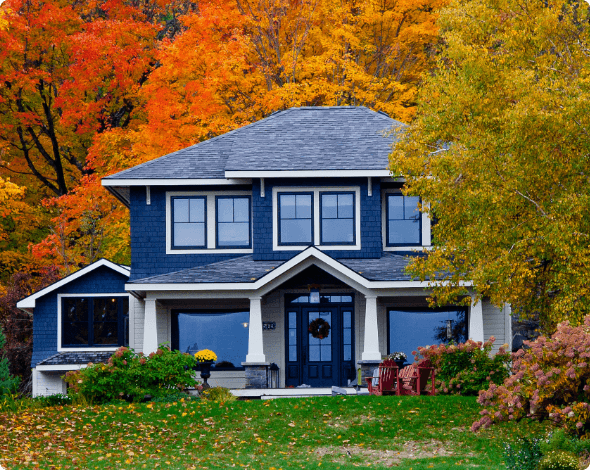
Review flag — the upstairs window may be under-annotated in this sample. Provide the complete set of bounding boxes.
[278,193,313,245]
[171,197,206,249]
[62,296,129,348]
[216,196,251,248]
[386,194,421,246]
[320,192,355,245]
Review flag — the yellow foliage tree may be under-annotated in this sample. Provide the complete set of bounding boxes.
[390,0,590,333]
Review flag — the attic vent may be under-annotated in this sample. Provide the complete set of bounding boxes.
[378,110,390,118]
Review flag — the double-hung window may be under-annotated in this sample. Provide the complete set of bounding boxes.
[171,196,206,249]
[386,193,421,246]
[320,192,355,245]
[216,196,251,248]
[61,296,129,348]
[278,193,313,245]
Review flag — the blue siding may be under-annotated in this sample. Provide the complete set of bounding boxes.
[31,266,129,368]
[129,179,383,279]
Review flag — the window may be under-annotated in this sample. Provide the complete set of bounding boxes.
[216,196,251,248]
[320,192,355,245]
[171,197,206,249]
[386,193,421,245]
[62,296,129,348]
[172,311,250,369]
[388,308,467,361]
[278,193,313,245]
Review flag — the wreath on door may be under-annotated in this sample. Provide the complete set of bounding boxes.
[308,318,331,340]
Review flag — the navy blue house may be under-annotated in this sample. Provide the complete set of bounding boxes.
[19,107,511,395]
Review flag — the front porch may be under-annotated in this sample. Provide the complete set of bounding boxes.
[127,248,500,390]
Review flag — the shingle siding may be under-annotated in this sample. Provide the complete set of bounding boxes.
[31,266,129,368]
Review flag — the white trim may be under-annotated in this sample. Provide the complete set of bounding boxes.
[16,259,130,310]
[166,190,254,254]
[226,170,390,178]
[260,178,265,198]
[272,186,362,251]
[35,364,87,372]
[381,188,432,251]
[57,293,132,352]
[102,178,252,186]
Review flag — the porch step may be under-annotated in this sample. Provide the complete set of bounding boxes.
[231,386,369,399]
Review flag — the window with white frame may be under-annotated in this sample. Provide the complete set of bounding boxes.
[167,191,252,253]
[273,187,361,250]
[61,296,129,348]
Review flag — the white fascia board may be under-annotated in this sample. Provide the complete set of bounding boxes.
[35,364,87,372]
[225,170,391,178]
[16,259,130,310]
[102,178,252,186]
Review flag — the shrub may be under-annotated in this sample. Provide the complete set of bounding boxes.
[414,337,510,396]
[0,393,72,413]
[503,437,543,470]
[200,387,236,403]
[540,430,590,457]
[537,450,580,470]
[65,345,199,403]
[472,317,590,435]
[0,326,19,396]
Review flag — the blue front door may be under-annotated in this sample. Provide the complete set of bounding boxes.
[285,295,355,387]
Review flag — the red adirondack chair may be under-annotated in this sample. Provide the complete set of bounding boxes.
[398,359,436,396]
[366,360,399,396]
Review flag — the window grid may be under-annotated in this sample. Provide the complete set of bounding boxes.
[320,192,355,245]
[215,196,251,249]
[278,192,314,246]
[386,193,421,246]
[171,196,207,249]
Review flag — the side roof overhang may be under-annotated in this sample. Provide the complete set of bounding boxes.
[17,259,131,312]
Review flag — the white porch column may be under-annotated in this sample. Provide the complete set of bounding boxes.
[469,297,484,343]
[362,295,381,361]
[245,296,266,363]
[143,298,158,355]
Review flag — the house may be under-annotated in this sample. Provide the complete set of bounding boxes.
[18,106,511,396]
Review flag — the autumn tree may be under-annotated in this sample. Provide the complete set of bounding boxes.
[389,0,590,332]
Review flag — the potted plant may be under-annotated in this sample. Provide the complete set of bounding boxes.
[386,352,407,368]
[194,349,217,388]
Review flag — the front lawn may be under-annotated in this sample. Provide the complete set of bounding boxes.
[0,395,549,469]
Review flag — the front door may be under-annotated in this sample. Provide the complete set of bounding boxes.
[285,296,354,387]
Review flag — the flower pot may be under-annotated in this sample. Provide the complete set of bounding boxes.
[196,361,215,388]
[394,359,406,369]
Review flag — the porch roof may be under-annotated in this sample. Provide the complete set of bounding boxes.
[38,352,114,366]
[128,252,420,285]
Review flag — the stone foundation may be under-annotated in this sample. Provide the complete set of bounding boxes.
[243,364,270,389]
[357,360,381,388]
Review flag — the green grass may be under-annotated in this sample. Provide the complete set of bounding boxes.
[0,395,550,469]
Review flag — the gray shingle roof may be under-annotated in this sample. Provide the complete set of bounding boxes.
[38,352,114,366]
[129,252,420,285]
[104,107,404,181]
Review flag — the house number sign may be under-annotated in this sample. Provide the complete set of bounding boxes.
[263,322,276,331]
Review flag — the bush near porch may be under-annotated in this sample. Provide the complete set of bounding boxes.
[64,345,198,403]
[414,337,511,396]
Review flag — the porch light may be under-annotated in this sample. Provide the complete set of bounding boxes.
[310,288,320,304]
[242,322,249,328]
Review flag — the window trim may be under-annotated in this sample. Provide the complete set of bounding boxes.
[277,191,314,246]
[382,189,430,250]
[319,191,356,246]
[272,186,362,251]
[215,195,252,249]
[57,293,131,352]
[170,196,207,250]
[166,191,253,254]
